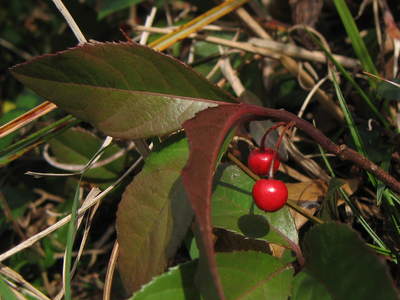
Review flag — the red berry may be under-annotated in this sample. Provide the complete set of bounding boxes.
[252,179,288,212]
[248,148,280,176]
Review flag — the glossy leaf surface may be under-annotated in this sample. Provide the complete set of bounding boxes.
[212,164,298,248]
[11,42,238,140]
[129,260,199,300]
[129,251,294,300]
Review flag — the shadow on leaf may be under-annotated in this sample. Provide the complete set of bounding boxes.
[237,214,270,239]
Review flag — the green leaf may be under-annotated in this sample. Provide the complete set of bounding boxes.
[11,42,238,141]
[130,251,294,300]
[48,127,134,180]
[183,227,200,260]
[302,223,399,300]
[291,268,333,300]
[217,251,294,299]
[116,133,194,295]
[181,103,306,299]
[212,164,298,248]
[129,260,199,300]
[376,79,400,100]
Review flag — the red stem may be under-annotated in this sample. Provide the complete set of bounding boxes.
[260,121,287,150]
[269,122,295,178]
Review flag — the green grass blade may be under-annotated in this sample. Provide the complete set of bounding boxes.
[377,149,393,204]
[0,274,19,300]
[382,189,400,244]
[64,140,113,299]
[301,23,390,129]
[64,181,81,300]
[331,68,377,187]
[0,115,81,167]
[332,0,379,87]
[367,243,396,259]
[317,143,388,251]
[390,190,400,205]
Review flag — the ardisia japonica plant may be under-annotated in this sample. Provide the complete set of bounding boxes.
[2,0,400,299]
[7,40,400,300]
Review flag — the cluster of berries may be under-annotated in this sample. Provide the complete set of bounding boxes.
[248,123,293,212]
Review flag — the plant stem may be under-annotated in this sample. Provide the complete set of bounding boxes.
[232,104,400,193]
[269,122,295,179]
[260,121,286,150]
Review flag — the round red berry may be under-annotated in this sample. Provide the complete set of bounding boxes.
[252,179,288,212]
[248,148,280,176]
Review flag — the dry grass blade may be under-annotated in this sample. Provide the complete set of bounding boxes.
[103,241,119,300]
[0,264,50,300]
[134,25,357,68]
[249,38,359,68]
[148,0,251,50]
[0,102,57,139]
[51,0,86,44]
[39,142,134,172]
[54,189,101,300]
[0,156,142,263]
[234,7,345,123]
